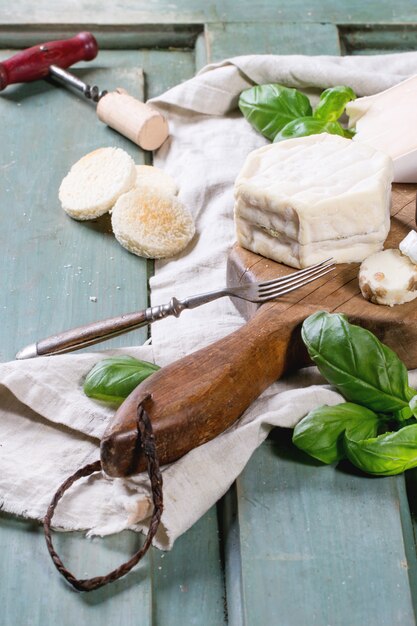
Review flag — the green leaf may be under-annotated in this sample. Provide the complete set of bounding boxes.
[345,425,417,476]
[342,127,356,139]
[273,117,345,142]
[302,311,416,414]
[83,356,160,404]
[293,402,380,464]
[313,86,356,122]
[238,84,312,141]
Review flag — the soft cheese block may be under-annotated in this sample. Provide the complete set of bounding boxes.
[234,133,393,268]
[346,75,417,182]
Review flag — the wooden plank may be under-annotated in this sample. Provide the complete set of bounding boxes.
[0,25,203,50]
[217,483,245,626]
[0,56,148,362]
[236,430,417,626]
[1,513,153,626]
[1,45,226,626]
[198,22,417,625]
[196,22,341,69]
[2,1,417,25]
[0,49,195,362]
[1,507,226,626]
[1,10,417,626]
[340,25,417,55]
[151,508,227,625]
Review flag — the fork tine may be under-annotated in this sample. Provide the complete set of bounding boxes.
[258,266,335,301]
[258,258,333,290]
[259,260,334,295]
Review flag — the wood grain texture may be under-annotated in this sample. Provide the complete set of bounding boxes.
[0,55,148,361]
[2,8,417,626]
[194,18,417,622]
[236,431,417,626]
[228,184,417,368]
[0,46,227,626]
[225,183,417,624]
[2,0,417,25]
[101,301,304,476]
[340,24,417,55]
[0,48,195,362]
[197,21,341,69]
[0,26,203,50]
[0,507,226,626]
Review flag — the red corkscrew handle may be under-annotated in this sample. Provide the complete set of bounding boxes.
[0,31,98,91]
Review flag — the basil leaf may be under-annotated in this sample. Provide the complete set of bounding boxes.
[313,86,356,122]
[83,356,160,404]
[302,311,416,414]
[273,118,345,142]
[345,425,417,476]
[343,127,356,139]
[293,402,380,464]
[238,84,312,141]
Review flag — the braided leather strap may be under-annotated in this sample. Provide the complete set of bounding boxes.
[43,399,163,592]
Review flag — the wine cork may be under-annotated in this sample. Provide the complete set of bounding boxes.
[96,88,169,151]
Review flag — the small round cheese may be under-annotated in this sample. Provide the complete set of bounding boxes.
[59,147,136,220]
[359,249,417,306]
[111,187,195,259]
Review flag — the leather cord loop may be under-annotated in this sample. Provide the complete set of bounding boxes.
[43,397,163,592]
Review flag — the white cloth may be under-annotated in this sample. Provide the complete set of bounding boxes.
[2,53,417,550]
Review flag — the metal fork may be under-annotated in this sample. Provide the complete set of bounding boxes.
[16,258,334,359]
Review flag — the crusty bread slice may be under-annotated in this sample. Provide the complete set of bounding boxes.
[135,164,179,196]
[111,187,195,259]
[59,147,136,220]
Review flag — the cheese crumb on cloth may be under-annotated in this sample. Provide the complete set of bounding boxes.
[1,52,417,550]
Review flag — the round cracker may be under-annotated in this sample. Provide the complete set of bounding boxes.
[59,147,136,220]
[111,187,195,259]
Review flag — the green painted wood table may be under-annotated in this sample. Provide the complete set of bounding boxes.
[1,3,417,624]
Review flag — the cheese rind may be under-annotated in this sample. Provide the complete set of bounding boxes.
[359,249,417,306]
[234,133,393,268]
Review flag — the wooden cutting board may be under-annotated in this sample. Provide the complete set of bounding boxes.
[101,183,417,476]
[228,183,417,368]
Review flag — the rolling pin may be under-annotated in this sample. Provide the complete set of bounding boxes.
[0,32,168,150]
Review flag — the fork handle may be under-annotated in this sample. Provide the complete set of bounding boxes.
[15,298,186,358]
[101,304,310,476]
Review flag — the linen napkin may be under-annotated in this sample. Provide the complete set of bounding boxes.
[1,52,417,550]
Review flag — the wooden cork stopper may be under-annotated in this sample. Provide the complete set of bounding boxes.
[96,88,169,151]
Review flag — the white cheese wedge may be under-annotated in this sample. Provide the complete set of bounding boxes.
[399,230,417,264]
[359,248,417,306]
[346,75,417,183]
[234,133,393,268]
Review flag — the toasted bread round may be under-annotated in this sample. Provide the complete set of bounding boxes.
[135,164,179,196]
[111,187,195,259]
[59,147,136,220]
